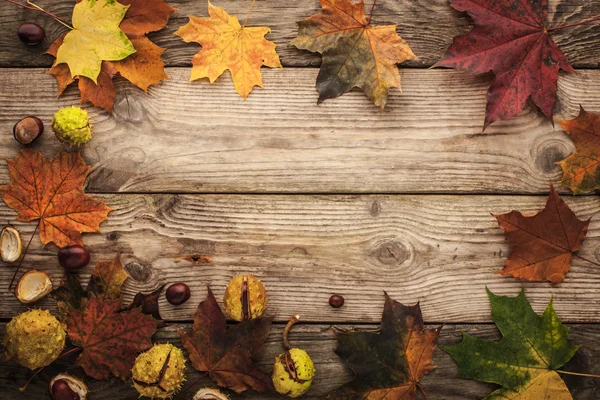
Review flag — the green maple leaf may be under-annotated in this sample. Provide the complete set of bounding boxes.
[444,289,579,399]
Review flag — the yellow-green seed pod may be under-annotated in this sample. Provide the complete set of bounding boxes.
[132,343,186,399]
[3,309,66,370]
[223,275,267,321]
[52,106,93,147]
[272,348,316,398]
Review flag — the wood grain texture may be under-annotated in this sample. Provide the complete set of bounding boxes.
[2,68,600,194]
[1,0,600,69]
[1,194,600,323]
[1,323,598,399]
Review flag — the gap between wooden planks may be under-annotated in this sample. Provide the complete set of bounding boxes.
[0,194,599,323]
[1,68,600,194]
[1,0,600,68]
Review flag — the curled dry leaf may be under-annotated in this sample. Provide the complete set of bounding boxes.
[494,184,589,285]
[328,292,440,400]
[292,0,417,108]
[174,1,282,99]
[0,149,111,248]
[87,254,129,300]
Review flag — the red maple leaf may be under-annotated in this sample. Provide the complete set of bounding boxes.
[66,297,157,380]
[438,0,574,130]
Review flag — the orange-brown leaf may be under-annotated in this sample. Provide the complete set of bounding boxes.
[47,34,75,96]
[0,150,111,248]
[87,255,129,300]
[292,0,417,108]
[328,293,439,400]
[67,297,157,380]
[79,62,118,112]
[111,37,168,92]
[118,0,176,38]
[557,107,600,194]
[494,184,590,285]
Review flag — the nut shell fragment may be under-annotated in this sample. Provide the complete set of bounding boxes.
[1,226,22,263]
[49,373,88,400]
[15,269,53,304]
[193,388,230,400]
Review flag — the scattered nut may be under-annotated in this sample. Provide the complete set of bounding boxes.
[18,22,45,45]
[165,282,191,306]
[329,294,345,308]
[15,269,53,304]
[13,116,44,145]
[1,226,22,263]
[58,245,90,271]
[49,373,88,400]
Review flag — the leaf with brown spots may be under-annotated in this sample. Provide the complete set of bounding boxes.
[0,149,111,248]
[557,107,600,194]
[291,0,418,108]
[494,183,590,285]
[66,297,157,380]
[87,255,129,300]
[328,292,440,400]
[180,287,275,393]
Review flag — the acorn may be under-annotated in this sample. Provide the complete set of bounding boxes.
[3,309,66,369]
[15,269,53,304]
[223,275,268,321]
[272,315,316,397]
[13,116,44,145]
[49,373,88,400]
[131,343,186,399]
[1,226,22,263]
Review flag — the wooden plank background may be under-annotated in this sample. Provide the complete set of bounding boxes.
[1,0,600,399]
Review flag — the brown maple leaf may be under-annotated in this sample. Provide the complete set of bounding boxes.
[494,184,590,285]
[180,287,275,393]
[46,0,175,112]
[291,0,418,108]
[557,107,600,194]
[67,297,157,380]
[329,293,440,399]
[87,255,129,300]
[0,149,111,248]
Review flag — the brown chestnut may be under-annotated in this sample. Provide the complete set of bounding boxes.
[13,116,44,145]
[50,379,80,400]
[329,294,345,308]
[58,245,90,271]
[165,282,191,305]
[18,22,45,45]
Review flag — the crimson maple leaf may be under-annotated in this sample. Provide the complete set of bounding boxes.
[180,287,275,393]
[438,0,574,130]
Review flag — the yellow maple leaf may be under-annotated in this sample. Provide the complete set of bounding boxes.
[56,0,136,83]
[174,1,282,99]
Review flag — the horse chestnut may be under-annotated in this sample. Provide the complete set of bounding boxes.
[13,116,43,145]
[329,294,345,308]
[165,282,191,305]
[58,245,90,271]
[18,22,45,45]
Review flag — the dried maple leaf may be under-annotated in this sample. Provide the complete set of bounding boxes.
[557,107,600,194]
[438,0,574,130]
[494,184,589,285]
[292,0,417,108]
[47,0,175,112]
[444,289,579,399]
[0,149,111,248]
[174,1,282,99]
[87,255,129,300]
[55,0,135,83]
[328,293,440,400]
[67,297,157,380]
[125,284,166,321]
[180,287,275,393]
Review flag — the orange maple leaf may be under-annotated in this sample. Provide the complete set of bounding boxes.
[557,106,600,194]
[0,149,111,248]
[46,0,175,112]
[292,0,418,108]
[174,1,282,99]
[494,184,590,285]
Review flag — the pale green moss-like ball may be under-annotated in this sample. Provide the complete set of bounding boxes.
[52,106,93,147]
[132,343,186,399]
[272,348,316,398]
[3,309,66,370]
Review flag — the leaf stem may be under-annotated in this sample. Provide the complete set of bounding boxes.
[19,347,82,391]
[417,383,429,400]
[367,0,377,24]
[4,0,73,29]
[549,15,600,32]
[242,0,257,28]
[573,253,600,269]
[8,221,40,291]
[556,370,600,379]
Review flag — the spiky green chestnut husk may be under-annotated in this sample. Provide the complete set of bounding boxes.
[3,309,66,370]
[132,343,186,399]
[223,275,268,321]
[272,348,315,398]
[51,106,92,147]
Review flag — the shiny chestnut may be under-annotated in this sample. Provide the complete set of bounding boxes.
[165,282,191,306]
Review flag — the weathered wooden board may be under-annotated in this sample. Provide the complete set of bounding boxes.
[1,0,600,69]
[2,68,600,194]
[1,323,598,399]
[1,194,599,323]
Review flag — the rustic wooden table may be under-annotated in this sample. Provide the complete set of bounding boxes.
[1,0,600,399]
